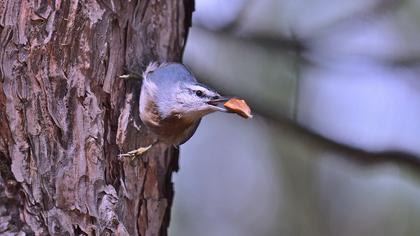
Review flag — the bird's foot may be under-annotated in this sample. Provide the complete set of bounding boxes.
[118,144,152,161]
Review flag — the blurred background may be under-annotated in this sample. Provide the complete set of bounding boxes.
[169,0,420,235]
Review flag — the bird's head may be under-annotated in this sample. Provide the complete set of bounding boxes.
[141,63,229,121]
[172,82,229,120]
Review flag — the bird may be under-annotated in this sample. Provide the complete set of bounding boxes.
[118,62,229,159]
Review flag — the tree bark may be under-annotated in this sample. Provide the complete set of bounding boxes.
[0,0,193,235]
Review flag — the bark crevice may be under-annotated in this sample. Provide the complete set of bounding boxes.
[0,0,194,235]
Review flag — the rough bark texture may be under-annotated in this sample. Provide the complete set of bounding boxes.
[0,0,194,235]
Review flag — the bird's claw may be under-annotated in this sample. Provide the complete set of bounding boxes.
[118,144,152,161]
[118,73,141,80]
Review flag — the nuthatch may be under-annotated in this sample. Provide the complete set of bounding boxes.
[119,62,229,159]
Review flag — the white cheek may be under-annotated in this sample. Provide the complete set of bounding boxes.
[175,93,187,105]
[176,92,197,106]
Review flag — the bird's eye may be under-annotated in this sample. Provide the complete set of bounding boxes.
[195,90,204,97]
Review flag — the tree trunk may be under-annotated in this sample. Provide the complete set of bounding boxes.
[0,0,194,235]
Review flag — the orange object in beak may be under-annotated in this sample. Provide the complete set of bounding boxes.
[224,98,253,119]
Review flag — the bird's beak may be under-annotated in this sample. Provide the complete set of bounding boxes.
[207,96,229,112]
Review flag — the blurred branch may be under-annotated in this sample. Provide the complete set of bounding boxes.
[302,0,404,42]
[210,0,254,33]
[240,33,305,54]
[265,110,420,170]
[193,0,403,54]
[194,20,305,53]
[202,79,420,170]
